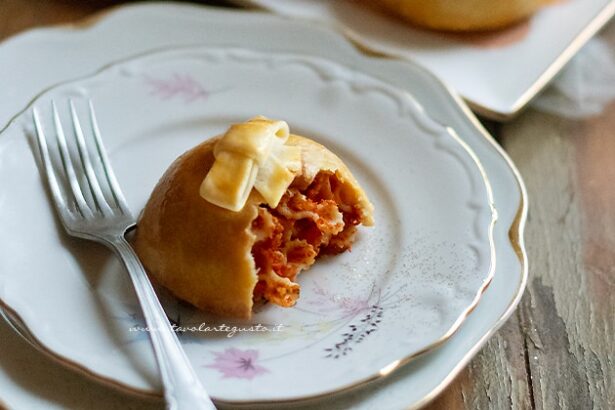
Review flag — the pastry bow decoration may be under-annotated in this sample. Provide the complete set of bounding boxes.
[200,116,302,211]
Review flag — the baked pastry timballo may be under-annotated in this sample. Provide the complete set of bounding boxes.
[134,117,374,318]
[374,0,549,32]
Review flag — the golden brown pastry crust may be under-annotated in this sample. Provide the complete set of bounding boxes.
[374,0,549,32]
[133,134,373,318]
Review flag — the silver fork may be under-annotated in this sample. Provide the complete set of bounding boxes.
[32,100,216,410]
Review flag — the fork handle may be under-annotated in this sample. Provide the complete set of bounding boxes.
[108,235,216,410]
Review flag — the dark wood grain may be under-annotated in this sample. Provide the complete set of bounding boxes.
[426,316,533,410]
[497,69,615,410]
[0,0,121,39]
[1,2,613,410]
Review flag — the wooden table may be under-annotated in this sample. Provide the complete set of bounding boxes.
[1,1,613,409]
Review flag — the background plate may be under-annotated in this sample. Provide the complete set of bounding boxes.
[234,0,615,119]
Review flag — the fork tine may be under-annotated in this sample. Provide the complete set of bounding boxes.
[88,100,131,215]
[52,100,94,218]
[33,107,70,218]
[69,100,114,216]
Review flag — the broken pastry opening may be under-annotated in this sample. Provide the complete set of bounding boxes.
[134,117,374,318]
[251,170,364,307]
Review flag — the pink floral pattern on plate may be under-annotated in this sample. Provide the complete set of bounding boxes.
[143,72,228,103]
[204,348,268,379]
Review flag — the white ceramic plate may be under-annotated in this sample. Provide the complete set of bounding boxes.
[235,0,615,119]
[0,47,495,403]
[0,4,527,409]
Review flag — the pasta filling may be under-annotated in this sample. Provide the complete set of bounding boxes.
[251,170,363,306]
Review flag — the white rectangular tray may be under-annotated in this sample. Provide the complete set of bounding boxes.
[237,0,615,120]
